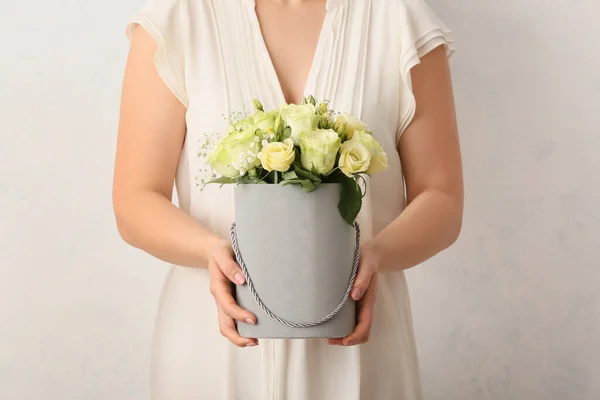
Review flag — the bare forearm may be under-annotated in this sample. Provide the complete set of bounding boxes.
[114,190,220,268]
[373,190,462,272]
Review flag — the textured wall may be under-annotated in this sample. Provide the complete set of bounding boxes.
[1,0,599,399]
[0,1,162,399]
[407,1,600,399]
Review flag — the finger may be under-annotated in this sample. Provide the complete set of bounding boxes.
[327,338,344,346]
[351,261,375,301]
[210,273,256,324]
[217,253,246,286]
[342,310,372,346]
[343,291,375,346]
[219,312,258,347]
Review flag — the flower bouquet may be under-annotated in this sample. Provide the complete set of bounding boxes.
[206,96,388,338]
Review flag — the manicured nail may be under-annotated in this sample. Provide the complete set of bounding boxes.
[245,318,255,325]
[234,273,245,284]
[351,288,362,300]
[246,342,257,347]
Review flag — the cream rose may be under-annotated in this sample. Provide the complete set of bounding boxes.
[335,113,368,140]
[258,138,296,172]
[279,103,320,144]
[338,140,371,177]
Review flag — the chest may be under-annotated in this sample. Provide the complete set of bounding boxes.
[184,0,403,154]
[254,0,327,105]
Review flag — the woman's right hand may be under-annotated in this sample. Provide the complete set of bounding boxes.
[207,236,258,347]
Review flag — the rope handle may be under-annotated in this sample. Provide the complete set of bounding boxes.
[230,222,360,328]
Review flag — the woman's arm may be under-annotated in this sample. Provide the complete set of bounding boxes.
[374,45,464,272]
[113,26,221,268]
[331,45,463,345]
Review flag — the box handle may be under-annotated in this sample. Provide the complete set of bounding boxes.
[230,222,360,328]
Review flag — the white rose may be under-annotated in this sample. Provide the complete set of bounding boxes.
[335,113,368,140]
[258,138,296,172]
[279,103,320,144]
[351,130,389,175]
[299,129,342,175]
[367,151,389,175]
[338,140,371,177]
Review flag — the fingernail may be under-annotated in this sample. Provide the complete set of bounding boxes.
[234,273,245,285]
[245,318,255,325]
[246,342,257,347]
[351,288,362,300]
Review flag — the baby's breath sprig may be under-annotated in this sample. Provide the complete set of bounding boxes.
[227,110,250,128]
[196,131,221,189]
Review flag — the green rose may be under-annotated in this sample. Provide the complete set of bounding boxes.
[279,103,320,144]
[253,111,278,135]
[299,129,342,175]
[208,127,262,178]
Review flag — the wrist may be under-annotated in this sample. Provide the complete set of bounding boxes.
[201,231,228,262]
[363,238,385,272]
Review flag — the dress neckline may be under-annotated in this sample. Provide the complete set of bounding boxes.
[243,0,344,105]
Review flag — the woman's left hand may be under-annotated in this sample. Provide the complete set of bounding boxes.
[328,240,380,346]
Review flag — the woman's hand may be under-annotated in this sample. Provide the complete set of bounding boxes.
[207,236,259,347]
[328,240,380,346]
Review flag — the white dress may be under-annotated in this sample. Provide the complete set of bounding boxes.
[126,0,454,398]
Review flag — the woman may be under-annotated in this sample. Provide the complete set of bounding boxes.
[113,0,463,398]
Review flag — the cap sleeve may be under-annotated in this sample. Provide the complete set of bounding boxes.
[397,0,455,139]
[125,0,188,108]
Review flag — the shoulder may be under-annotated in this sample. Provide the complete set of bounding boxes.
[126,0,194,108]
[362,0,454,59]
[366,0,450,26]
[368,0,433,14]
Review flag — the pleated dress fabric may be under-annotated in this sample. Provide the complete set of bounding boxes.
[126,0,454,398]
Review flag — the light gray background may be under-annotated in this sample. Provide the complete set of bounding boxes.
[1,1,598,399]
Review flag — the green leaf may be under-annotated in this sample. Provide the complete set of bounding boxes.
[280,178,317,192]
[321,168,341,183]
[294,145,301,161]
[295,166,321,183]
[238,175,266,184]
[282,171,299,180]
[262,170,277,184]
[337,175,363,226]
[301,180,318,192]
[282,126,292,140]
